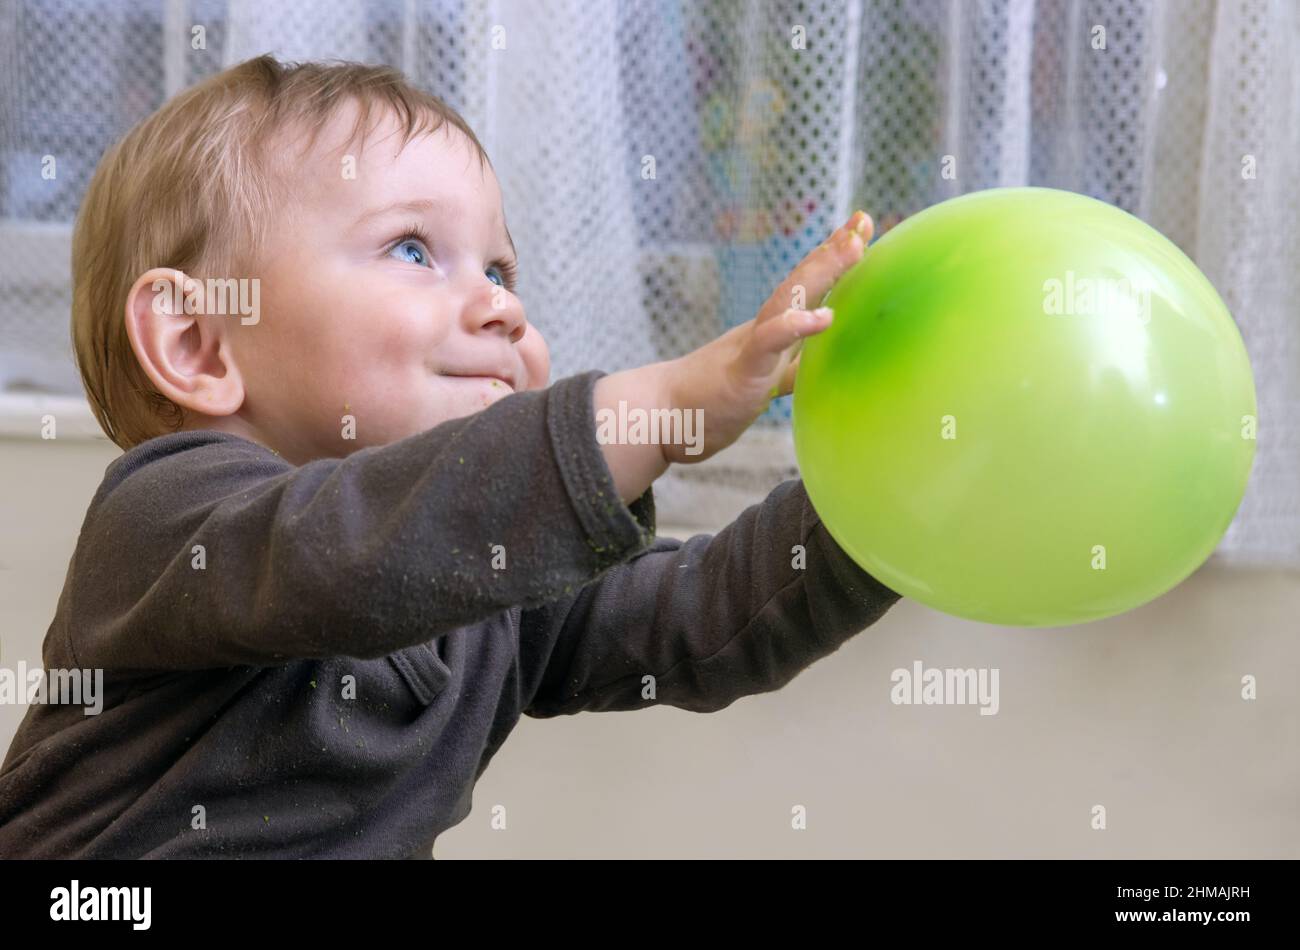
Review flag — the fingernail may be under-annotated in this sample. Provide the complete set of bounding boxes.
[854,212,871,236]
[800,307,832,329]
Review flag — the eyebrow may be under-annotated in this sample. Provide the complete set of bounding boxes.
[356,197,517,260]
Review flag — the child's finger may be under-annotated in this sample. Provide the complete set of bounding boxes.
[744,306,832,379]
[761,211,871,324]
[776,349,803,397]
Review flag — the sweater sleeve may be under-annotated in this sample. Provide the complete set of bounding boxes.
[54,370,655,673]
[517,478,902,717]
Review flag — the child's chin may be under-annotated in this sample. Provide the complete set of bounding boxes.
[424,384,512,424]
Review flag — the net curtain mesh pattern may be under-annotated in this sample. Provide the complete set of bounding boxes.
[0,0,1296,565]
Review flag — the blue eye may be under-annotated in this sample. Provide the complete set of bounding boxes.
[389,238,430,267]
[488,258,519,291]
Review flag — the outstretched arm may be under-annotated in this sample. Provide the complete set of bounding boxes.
[519,479,900,717]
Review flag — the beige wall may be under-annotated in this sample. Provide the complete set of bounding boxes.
[3,426,1297,857]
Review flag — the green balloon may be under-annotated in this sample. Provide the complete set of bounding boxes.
[793,187,1257,626]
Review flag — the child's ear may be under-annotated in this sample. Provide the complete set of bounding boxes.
[124,268,246,418]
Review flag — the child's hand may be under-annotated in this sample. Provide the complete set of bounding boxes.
[594,210,871,503]
[663,209,872,464]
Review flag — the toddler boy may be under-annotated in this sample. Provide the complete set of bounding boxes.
[0,56,897,858]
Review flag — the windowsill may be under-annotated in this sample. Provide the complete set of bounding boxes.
[0,392,108,440]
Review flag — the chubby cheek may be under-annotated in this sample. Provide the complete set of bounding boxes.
[329,344,440,447]
[336,302,492,444]
[373,305,446,374]
[243,290,421,447]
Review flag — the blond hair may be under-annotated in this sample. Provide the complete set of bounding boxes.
[72,55,490,449]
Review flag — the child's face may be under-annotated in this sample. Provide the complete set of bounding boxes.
[226,103,548,464]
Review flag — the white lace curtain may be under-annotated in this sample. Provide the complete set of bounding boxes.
[1,0,1296,565]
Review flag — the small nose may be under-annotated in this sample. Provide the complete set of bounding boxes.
[465,283,527,344]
